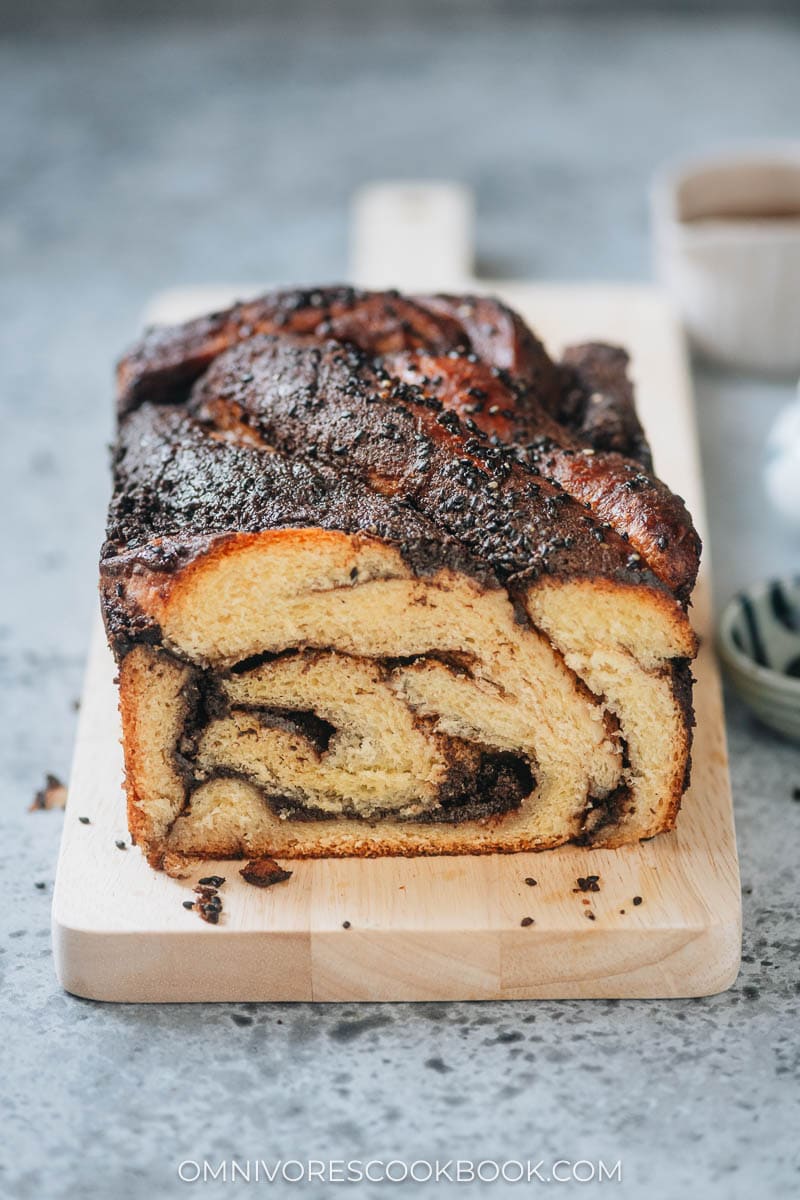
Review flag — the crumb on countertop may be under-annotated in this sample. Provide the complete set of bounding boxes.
[29,773,67,812]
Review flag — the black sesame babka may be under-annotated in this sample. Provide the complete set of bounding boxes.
[102,287,700,873]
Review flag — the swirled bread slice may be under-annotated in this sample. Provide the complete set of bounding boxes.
[103,288,700,872]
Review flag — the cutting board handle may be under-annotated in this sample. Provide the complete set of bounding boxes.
[350,181,475,291]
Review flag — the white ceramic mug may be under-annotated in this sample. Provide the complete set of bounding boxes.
[652,146,800,373]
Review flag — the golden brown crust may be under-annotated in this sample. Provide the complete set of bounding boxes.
[113,286,700,599]
[385,347,700,599]
[118,646,192,854]
[117,286,468,415]
[559,342,651,465]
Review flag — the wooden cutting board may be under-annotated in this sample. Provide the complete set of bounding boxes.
[52,186,741,1002]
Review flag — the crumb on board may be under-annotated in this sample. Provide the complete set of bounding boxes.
[194,884,220,900]
[181,876,228,924]
[197,897,222,924]
[192,882,224,924]
[240,858,293,888]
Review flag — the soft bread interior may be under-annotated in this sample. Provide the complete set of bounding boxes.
[118,532,652,864]
[197,653,447,816]
[526,580,695,841]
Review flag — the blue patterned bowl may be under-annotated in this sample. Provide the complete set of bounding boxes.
[717,577,800,741]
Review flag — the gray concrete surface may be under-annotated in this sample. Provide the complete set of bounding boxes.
[2,6,799,1199]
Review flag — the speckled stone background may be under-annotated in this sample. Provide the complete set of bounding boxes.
[2,4,800,1198]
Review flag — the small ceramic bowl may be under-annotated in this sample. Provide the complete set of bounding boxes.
[717,577,800,741]
[652,146,800,373]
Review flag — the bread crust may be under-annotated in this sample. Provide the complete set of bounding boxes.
[104,287,702,869]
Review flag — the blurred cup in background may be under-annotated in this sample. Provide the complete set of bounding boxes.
[652,145,800,374]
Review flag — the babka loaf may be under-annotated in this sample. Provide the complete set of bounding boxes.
[102,286,701,872]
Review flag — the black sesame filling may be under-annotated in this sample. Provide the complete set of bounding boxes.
[170,650,537,826]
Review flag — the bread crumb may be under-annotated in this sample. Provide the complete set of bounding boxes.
[29,773,67,811]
